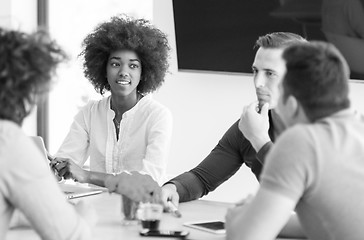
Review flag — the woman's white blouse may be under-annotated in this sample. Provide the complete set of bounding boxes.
[56,94,173,184]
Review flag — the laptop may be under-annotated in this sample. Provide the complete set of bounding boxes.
[31,136,104,199]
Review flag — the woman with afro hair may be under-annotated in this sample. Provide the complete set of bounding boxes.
[51,15,173,187]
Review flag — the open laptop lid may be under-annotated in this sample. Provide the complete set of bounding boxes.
[31,136,48,161]
[30,136,104,199]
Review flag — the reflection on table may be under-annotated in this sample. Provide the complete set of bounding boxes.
[5,192,306,240]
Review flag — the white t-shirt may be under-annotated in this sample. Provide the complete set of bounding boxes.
[261,109,364,240]
[56,94,173,184]
[0,120,90,239]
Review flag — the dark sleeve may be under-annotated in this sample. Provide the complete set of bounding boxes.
[166,120,262,202]
[256,141,273,164]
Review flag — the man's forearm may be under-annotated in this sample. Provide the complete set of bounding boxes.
[167,172,205,202]
[256,141,273,164]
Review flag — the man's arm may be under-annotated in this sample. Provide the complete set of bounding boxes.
[279,212,306,238]
[162,106,277,205]
[163,120,250,203]
[225,187,297,240]
[255,141,273,164]
[231,126,315,240]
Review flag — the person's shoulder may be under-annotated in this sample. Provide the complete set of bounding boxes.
[139,94,172,116]
[141,94,164,107]
[0,120,39,163]
[79,96,109,112]
[0,119,20,131]
[0,120,23,142]
[266,124,315,170]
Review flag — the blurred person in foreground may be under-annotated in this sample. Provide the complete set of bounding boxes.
[0,27,95,240]
[226,41,364,240]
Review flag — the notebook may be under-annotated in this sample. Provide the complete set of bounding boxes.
[30,136,104,199]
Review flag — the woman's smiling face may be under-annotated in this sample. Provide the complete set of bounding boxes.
[106,49,142,97]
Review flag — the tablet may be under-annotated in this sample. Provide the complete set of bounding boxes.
[183,220,225,234]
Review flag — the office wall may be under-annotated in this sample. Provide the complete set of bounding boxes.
[153,0,364,203]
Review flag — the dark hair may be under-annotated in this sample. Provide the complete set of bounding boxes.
[282,41,350,122]
[80,14,170,95]
[0,28,66,125]
[255,32,306,49]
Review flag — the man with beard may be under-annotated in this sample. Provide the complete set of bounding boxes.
[225,41,364,240]
[161,32,307,237]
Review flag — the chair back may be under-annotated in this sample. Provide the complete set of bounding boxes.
[323,31,364,75]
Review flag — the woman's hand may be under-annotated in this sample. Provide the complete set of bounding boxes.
[105,171,161,203]
[51,157,89,183]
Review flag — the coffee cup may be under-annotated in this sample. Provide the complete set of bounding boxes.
[138,203,163,230]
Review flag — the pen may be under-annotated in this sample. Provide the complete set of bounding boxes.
[167,201,182,218]
[47,153,63,181]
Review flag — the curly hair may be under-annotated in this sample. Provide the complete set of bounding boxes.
[0,28,66,125]
[80,14,170,95]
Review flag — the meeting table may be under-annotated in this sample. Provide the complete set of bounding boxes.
[5,191,306,240]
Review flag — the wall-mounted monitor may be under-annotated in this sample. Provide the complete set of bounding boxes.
[172,0,364,80]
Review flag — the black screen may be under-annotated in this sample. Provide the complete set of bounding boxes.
[172,0,325,74]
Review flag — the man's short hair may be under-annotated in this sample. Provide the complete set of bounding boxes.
[282,41,351,122]
[255,32,306,49]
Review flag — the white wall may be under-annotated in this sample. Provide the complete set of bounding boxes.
[152,0,364,203]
